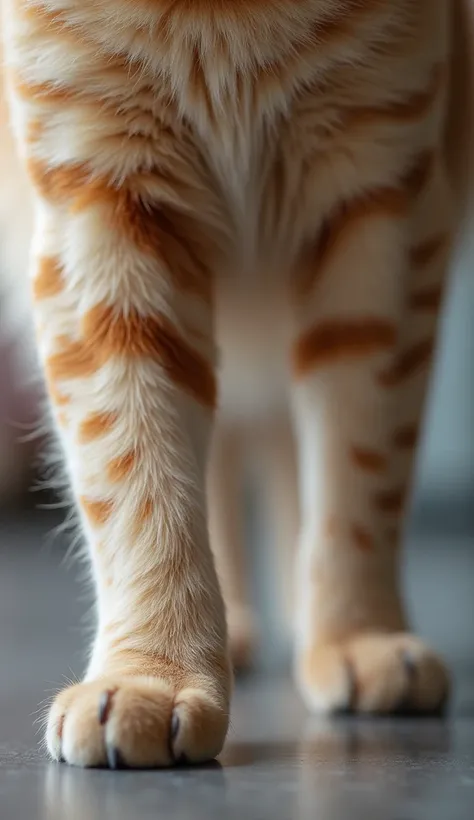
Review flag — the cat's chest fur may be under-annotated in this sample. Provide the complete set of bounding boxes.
[132,1,443,272]
[96,1,414,272]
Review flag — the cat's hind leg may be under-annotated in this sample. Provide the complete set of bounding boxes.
[290,155,451,715]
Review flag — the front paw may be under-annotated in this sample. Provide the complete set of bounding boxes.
[296,632,449,715]
[47,673,229,768]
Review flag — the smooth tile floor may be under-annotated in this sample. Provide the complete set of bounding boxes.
[1,512,474,819]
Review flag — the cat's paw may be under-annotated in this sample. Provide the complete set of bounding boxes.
[46,676,229,768]
[297,632,449,715]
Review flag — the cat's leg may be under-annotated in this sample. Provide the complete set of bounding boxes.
[38,213,229,767]
[290,159,451,715]
[208,421,257,670]
[35,205,229,768]
[3,40,230,773]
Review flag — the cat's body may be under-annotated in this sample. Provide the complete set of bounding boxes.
[0,0,472,767]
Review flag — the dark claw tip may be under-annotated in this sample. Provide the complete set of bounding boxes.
[343,656,357,713]
[402,650,417,678]
[98,689,115,725]
[107,745,126,770]
[170,711,180,741]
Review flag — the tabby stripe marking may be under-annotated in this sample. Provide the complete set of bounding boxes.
[409,285,443,312]
[343,65,443,129]
[410,235,448,270]
[351,524,375,552]
[393,424,419,449]
[80,497,114,526]
[298,152,434,297]
[378,339,433,386]
[26,161,211,302]
[32,256,64,300]
[293,318,396,376]
[107,452,137,483]
[374,489,405,515]
[350,446,387,473]
[78,412,119,444]
[46,305,216,408]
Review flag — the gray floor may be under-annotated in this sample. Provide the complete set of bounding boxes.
[1,512,474,819]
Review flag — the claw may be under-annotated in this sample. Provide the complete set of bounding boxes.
[340,656,357,713]
[169,709,187,763]
[107,745,126,769]
[170,711,180,741]
[402,650,417,679]
[98,689,116,726]
[55,714,66,762]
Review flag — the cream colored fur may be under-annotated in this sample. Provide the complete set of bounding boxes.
[0,0,472,767]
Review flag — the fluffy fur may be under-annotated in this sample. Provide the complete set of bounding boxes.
[0,0,472,767]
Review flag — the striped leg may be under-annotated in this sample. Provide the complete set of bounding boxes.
[290,167,449,715]
[36,196,230,768]
[383,160,453,548]
[4,16,230,769]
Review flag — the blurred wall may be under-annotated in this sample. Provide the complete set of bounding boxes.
[414,235,474,533]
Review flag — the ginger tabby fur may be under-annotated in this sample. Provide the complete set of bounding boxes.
[0,0,473,767]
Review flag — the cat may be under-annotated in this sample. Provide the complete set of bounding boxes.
[0,0,472,769]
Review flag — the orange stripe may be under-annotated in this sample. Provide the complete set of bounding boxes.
[351,524,375,552]
[46,377,70,406]
[107,452,136,483]
[378,339,433,387]
[374,488,405,515]
[257,0,396,85]
[343,66,443,130]
[56,411,68,428]
[404,151,434,198]
[80,497,113,526]
[27,158,93,203]
[350,445,387,473]
[32,256,64,300]
[297,188,409,296]
[46,336,95,382]
[26,161,212,303]
[409,285,443,312]
[100,193,213,304]
[393,424,418,449]
[132,497,154,537]
[83,304,216,407]
[78,412,119,444]
[293,317,396,376]
[139,497,153,521]
[45,306,215,407]
[296,152,433,297]
[26,120,43,146]
[21,3,68,31]
[410,235,448,269]
[15,78,74,104]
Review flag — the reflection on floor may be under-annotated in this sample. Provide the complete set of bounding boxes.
[0,512,473,820]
